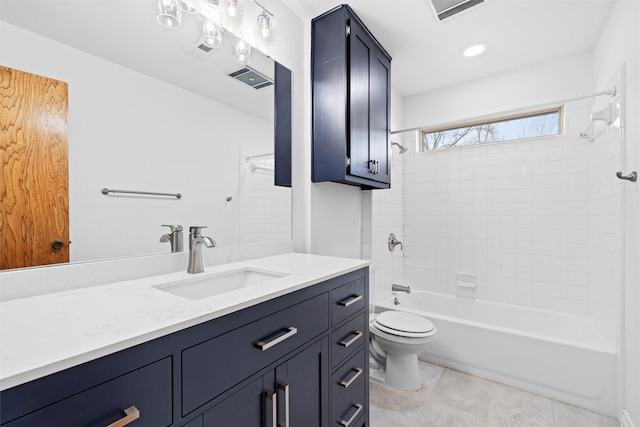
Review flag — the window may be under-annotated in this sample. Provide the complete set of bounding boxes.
[420,108,562,151]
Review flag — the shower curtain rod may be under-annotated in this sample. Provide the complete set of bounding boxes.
[390,86,617,135]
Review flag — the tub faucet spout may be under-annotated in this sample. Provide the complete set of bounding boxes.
[392,284,411,294]
[187,226,216,274]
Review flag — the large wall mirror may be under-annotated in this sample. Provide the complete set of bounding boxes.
[0,0,292,270]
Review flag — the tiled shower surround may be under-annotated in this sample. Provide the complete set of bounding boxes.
[401,99,622,325]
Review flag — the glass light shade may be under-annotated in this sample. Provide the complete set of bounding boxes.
[221,0,244,36]
[157,0,182,29]
[178,0,200,13]
[234,38,252,64]
[256,11,274,52]
[201,19,222,49]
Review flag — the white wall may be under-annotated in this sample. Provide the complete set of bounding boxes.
[365,88,405,307]
[592,0,640,424]
[403,53,593,131]
[2,23,288,262]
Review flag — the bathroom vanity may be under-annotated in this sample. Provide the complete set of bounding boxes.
[0,254,369,427]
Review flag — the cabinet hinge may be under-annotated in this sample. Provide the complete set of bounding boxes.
[346,157,351,168]
[346,24,351,36]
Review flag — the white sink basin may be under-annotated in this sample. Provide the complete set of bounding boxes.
[153,268,289,300]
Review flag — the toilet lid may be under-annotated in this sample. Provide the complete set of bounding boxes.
[373,311,435,337]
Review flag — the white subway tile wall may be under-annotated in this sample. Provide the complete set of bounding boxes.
[401,101,622,318]
[240,167,292,244]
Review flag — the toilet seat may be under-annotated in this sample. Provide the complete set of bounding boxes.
[372,311,435,338]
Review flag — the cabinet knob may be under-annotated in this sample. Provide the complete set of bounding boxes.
[106,406,140,427]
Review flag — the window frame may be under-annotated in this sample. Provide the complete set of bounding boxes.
[419,107,564,152]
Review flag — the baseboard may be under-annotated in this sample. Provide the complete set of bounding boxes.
[620,409,637,427]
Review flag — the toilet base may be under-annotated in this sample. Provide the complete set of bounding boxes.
[384,352,422,391]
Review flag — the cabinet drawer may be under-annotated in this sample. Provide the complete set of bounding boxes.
[331,278,365,326]
[6,358,172,427]
[331,312,366,368]
[332,348,366,427]
[182,293,329,415]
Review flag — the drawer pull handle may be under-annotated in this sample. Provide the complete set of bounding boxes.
[265,391,277,427]
[340,403,363,427]
[338,294,363,307]
[340,367,363,388]
[340,330,363,348]
[278,382,290,427]
[256,327,298,351]
[106,406,140,427]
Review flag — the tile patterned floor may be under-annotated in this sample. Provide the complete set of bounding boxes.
[370,361,620,427]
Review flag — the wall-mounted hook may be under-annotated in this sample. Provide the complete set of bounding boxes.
[226,196,233,201]
[616,171,637,182]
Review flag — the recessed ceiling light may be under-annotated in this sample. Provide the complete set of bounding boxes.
[463,44,487,57]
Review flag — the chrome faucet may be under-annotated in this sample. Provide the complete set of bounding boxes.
[388,233,403,251]
[160,225,183,253]
[187,226,216,274]
[392,284,411,293]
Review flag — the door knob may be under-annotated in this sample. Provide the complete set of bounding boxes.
[51,239,65,250]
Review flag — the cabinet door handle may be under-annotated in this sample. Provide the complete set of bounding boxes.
[340,367,363,388]
[340,403,363,427]
[277,382,290,427]
[265,391,277,427]
[256,327,298,351]
[106,406,140,427]
[340,330,363,348]
[338,294,362,307]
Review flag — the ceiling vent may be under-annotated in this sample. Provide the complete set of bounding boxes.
[228,67,274,90]
[185,38,218,61]
[430,0,485,21]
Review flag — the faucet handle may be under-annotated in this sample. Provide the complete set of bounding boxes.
[162,225,183,233]
[189,226,208,236]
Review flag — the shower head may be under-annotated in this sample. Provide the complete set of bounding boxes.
[391,142,408,154]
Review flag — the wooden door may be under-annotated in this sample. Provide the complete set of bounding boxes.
[0,66,69,270]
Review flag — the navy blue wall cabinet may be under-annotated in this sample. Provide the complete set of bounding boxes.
[0,268,369,427]
[312,5,392,190]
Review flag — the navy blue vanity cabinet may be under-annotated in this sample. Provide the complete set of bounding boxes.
[0,267,368,427]
[330,276,369,427]
[312,5,392,190]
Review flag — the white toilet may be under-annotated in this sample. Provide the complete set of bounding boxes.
[369,310,437,391]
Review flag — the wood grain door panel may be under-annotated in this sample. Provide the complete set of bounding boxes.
[0,66,69,269]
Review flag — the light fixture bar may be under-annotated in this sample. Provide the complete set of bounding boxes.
[250,0,273,17]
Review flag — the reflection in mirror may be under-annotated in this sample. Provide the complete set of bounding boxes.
[0,0,291,270]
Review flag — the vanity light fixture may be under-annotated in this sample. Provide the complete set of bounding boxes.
[156,0,276,64]
[178,0,201,14]
[234,38,252,64]
[463,43,487,57]
[157,0,182,29]
[201,18,222,49]
[253,0,275,52]
[221,0,245,36]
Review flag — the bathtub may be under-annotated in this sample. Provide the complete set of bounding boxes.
[375,291,617,416]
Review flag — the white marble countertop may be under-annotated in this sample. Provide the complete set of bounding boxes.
[0,252,369,391]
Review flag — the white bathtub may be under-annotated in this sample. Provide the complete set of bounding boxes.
[375,291,617,416]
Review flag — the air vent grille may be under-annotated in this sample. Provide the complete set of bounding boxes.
[431,0,485,20]
[228,66,274,89]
